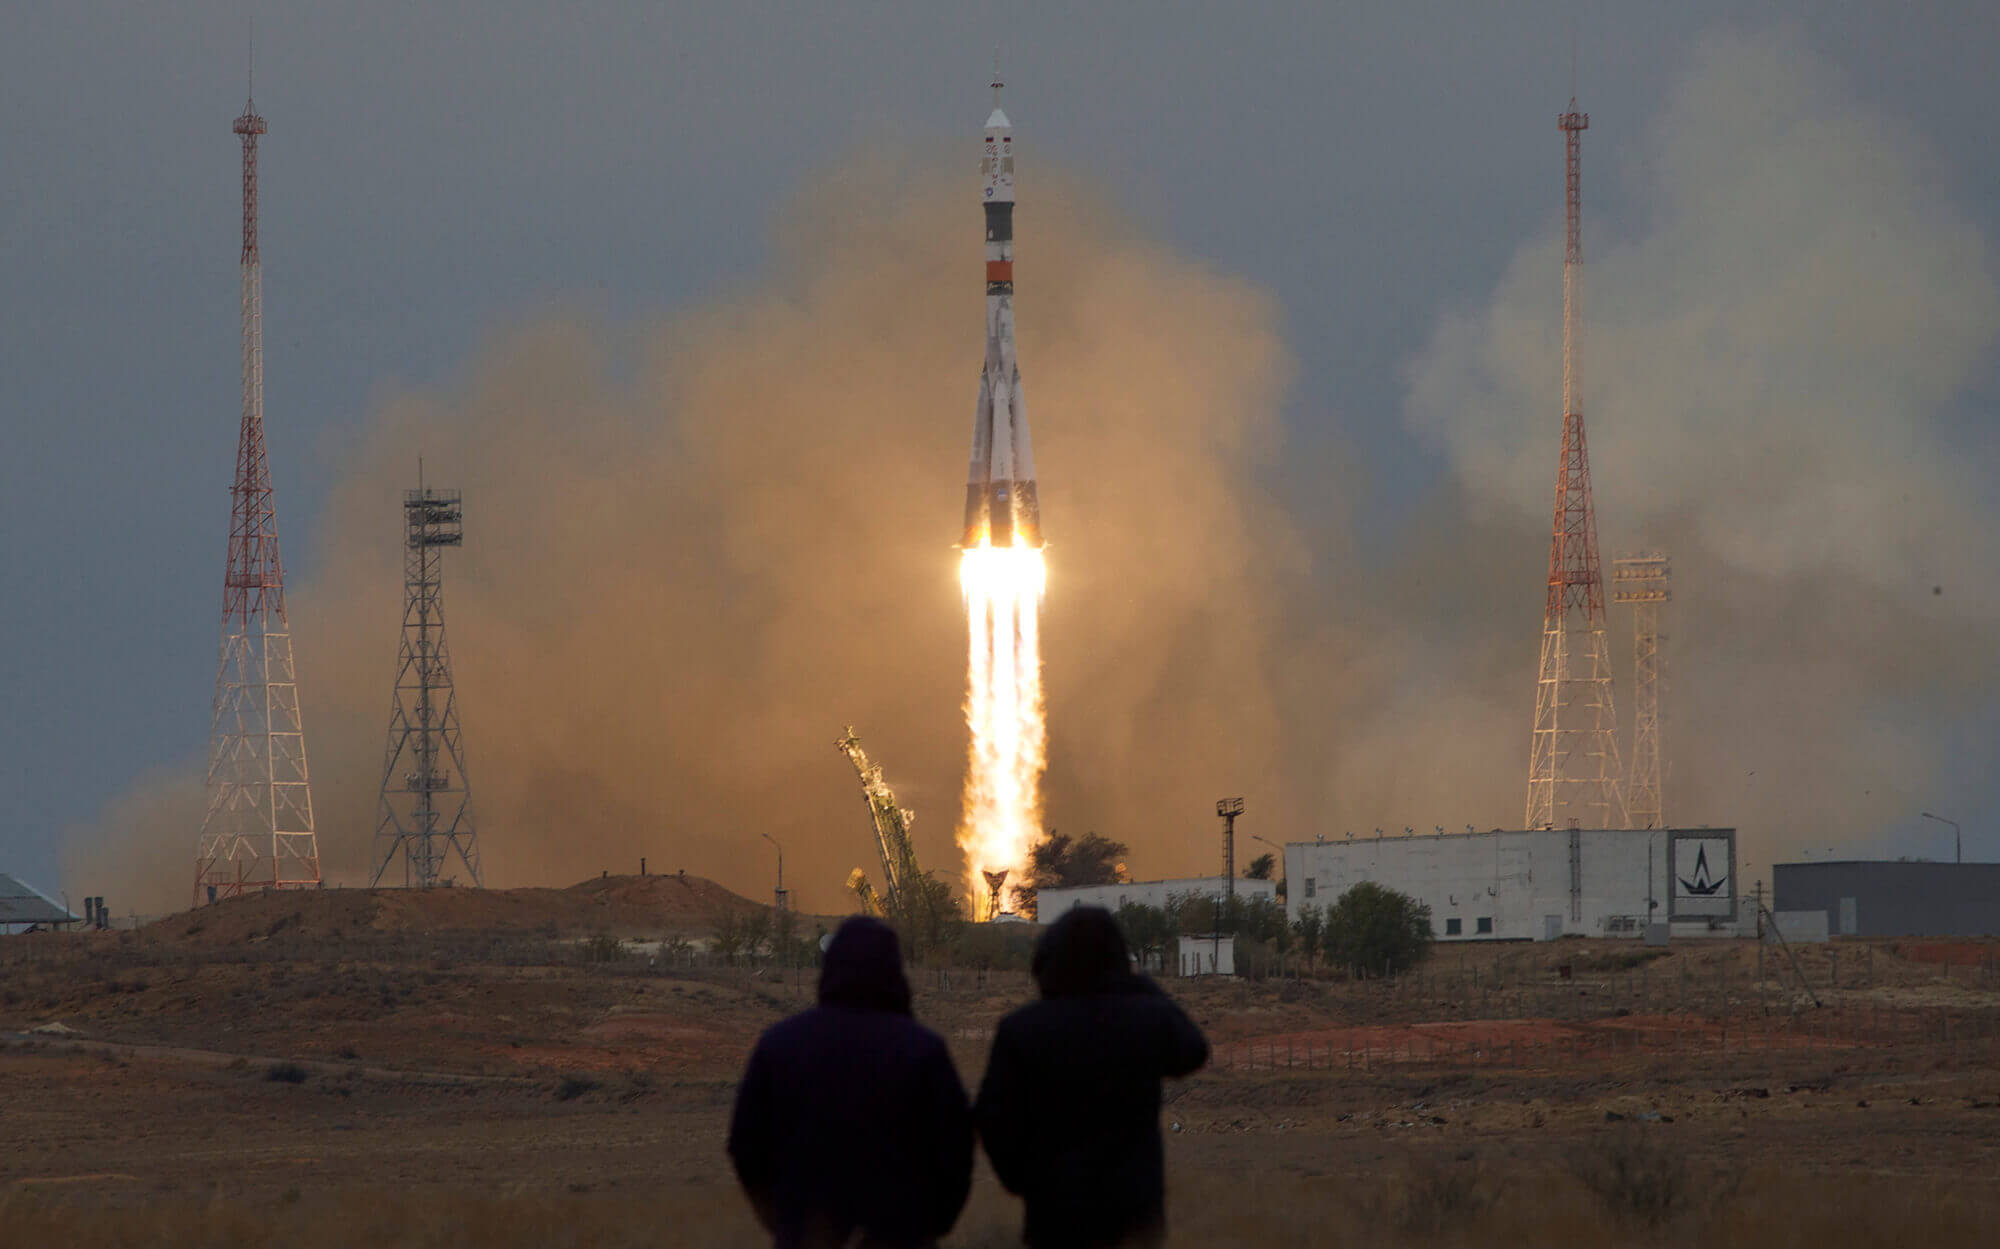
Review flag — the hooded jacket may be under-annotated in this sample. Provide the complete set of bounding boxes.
[727,917,973,1249]
[975,907,1209,1249]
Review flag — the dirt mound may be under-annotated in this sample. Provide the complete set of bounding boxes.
[154,874,768,948]
[1888,941,2000,970]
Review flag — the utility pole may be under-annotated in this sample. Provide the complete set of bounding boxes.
[762,832,787,911]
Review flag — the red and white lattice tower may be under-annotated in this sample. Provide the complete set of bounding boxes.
[194,90,321,904]
[1525,99,1626,832]
[1612,554,1670,829]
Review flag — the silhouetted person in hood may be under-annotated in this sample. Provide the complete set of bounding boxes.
[975,906,1209,1248]
[728,916,973,1249]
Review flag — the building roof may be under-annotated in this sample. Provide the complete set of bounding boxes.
[0,873,79,926]
[1287,826,1735,847]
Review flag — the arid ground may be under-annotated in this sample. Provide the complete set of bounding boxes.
[4,879,1998,1246]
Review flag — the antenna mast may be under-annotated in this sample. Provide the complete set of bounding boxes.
[195,83,321,903]
[1526,98,1626,832]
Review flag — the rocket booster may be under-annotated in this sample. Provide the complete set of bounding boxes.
[962,77,1041,550]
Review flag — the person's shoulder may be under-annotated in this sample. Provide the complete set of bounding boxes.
[773,1004,947,1046]
[995,997,1058,1031]
[753,1004,841,1049]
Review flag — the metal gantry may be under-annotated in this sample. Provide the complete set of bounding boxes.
[837,727,927,920]
[1613,555,1671,829]
[194,93,321,905]
[370,481,481,888]
[1526,98,1626,833]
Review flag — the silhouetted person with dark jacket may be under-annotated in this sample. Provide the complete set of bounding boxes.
[975,907,1209,1248]
[728,916,974,1249]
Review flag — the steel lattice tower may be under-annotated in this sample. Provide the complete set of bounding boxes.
[194,92,321,905]
[1525,99,1627,832]
[371,480,481,889]
[1612,555,1670,829]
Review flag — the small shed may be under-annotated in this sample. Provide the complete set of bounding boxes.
[1178,934,1235,977]
[0,874,80,933]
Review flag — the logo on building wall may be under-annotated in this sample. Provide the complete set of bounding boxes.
[1668,831,1736,920]
[1678,843,1726,895]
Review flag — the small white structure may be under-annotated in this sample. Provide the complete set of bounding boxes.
[1037,876,1277,923]
[1285,828,1738,942]
[1178,934,1235,976]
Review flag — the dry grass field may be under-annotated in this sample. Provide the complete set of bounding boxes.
[4,881,1998,1246]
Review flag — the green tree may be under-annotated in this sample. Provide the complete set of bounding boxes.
[1113,902,1176,967]
[1011,830,1130,919]
[898,870,965,960]
[772,905,799,967]
[1322,882,1433,977]
[712,911,745,965]
[1292,904,1324,969]
[740,910,772,961]
[1241,897,1289,949]
[1244,853,1276,881]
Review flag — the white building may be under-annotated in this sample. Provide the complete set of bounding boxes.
[1036,875,1278,923]
[1284,828,1739,941]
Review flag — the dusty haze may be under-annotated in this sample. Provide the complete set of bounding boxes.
[75,158,1302,915]
[69,34,2000,915]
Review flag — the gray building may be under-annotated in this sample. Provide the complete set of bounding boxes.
[1773,861,2000,937]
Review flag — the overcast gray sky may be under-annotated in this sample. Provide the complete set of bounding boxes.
[5,2,1997,905]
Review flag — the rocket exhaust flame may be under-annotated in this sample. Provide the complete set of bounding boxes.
[960,541,1045,916]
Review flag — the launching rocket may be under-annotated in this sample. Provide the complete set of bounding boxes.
[962,77,1041,550]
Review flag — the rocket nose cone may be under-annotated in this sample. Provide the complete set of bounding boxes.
[986,107,1011,129]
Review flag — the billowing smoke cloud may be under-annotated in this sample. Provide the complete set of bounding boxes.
[1378,29,2000,875]
[73,158,1301,915]
[70,31,2000,916]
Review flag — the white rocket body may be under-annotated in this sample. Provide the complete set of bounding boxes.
[963,88,1040,549]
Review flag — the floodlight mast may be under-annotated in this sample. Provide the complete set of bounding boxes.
[371,479,481,889]
[1215,798,1244,961]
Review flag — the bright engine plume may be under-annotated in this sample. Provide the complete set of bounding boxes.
[960,542,1045,916]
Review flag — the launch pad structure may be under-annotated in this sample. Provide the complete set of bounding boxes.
[838,729,942,936]
[370,477,481,889]
[194,89,321,905]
